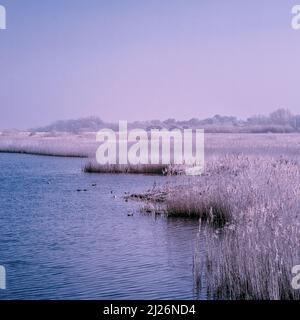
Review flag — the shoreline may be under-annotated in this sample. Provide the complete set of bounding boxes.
[0,150,88,158]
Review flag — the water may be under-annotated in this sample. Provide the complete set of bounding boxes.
[0,153,201,300]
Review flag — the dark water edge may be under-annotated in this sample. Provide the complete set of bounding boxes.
[0,153,204,300]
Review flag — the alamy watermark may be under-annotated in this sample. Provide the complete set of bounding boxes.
[0,265,6,290]
[0,4,6,30]
[96,121,204,175]
[292,265,300,290]
[292,5,300,30]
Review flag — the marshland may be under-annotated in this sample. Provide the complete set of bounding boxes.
[1,131,300,299]
[2,0,300,303]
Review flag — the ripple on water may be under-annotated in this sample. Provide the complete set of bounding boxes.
[0,153,204,300]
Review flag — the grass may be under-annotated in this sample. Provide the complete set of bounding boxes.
[0,132,96,158]
[138,154,300,299]
[193,155,300,299]
[163,174,232,225]
[83,159,186,175]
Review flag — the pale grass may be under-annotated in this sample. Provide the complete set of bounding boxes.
[131,154,300,299]
[177,155,300,299]
[83,159,186,175]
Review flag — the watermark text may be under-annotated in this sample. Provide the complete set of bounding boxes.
[96,121,204,175]
[0,4,6,30]
[0,265,6,290]
[292,5,300,30]
[292,265,300,290]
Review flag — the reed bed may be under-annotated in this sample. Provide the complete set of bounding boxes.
[129,154,300,299]
[167,155,300,299]
[0,132,97,157]
[83,159,186,175]
[2,132,300,162]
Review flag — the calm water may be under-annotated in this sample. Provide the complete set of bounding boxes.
[0,153,201,300]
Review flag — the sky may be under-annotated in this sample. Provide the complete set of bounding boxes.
[0,0,300,129]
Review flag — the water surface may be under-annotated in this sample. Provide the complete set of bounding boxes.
[0,153,201,299]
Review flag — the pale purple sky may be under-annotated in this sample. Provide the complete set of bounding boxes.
[0,0,300,129]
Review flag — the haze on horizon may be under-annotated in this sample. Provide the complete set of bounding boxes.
[0,0,300,129]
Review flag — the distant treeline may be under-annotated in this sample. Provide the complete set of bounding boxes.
[31,108,300,133]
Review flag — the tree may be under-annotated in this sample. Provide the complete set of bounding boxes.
[269,108,293,125]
